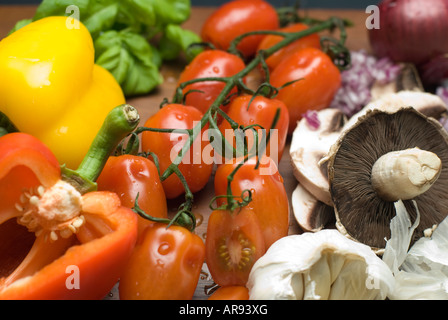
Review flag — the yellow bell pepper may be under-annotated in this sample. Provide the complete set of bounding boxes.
[0,16,125,169]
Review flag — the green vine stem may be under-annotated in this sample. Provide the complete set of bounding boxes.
[133,193,196,232]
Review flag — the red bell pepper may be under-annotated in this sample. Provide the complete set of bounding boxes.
[0,105,140,300]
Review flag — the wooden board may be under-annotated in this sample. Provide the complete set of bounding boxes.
[0,5,372,300]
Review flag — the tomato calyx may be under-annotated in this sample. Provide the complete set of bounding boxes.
[210,189,253,213]
[319,18,352,71]
[209,158,254,213]
[133,193,196,232]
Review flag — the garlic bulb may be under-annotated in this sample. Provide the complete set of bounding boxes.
[247,229,394,300]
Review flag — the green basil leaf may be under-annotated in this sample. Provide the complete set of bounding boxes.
[117,0,157,28]
[148,0,191,25]
[121,30,162,68]
[120,30,163,95]
[94,30,163,97]
[159,24,202,61]
[33,0,90,21]
[82,4,118,36]
[96,40,131,84]
[121,52,163,97]
[8,19,32,35]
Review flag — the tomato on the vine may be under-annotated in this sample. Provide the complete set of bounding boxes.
[96,154,167,236]
[201,0,279,58]
[270,47,341,134]
[141,104,213,199]
[217,94,289,163]
[214,156,289,249]
[205,207,265,287]
[119,222,205,300]
[177,50,246,116]
[257,22,322,70]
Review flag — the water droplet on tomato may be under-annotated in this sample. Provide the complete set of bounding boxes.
[158,243,171,255]
[195,213,204,227]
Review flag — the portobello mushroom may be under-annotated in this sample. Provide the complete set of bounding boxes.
[326,108,448,252]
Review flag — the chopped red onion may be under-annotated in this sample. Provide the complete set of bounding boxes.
[436,86,448,105]
[302,110,320,130]
[330,50,400,117]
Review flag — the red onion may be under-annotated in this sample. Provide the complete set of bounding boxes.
[419,53,448,86]
[369,0,448,66]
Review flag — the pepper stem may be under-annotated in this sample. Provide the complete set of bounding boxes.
[61,104,140,194]
[0,111,18,137]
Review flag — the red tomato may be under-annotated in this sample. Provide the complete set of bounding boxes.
[217,94,289,163]
[96,154,168,236]
[201,0,279,58]
[141,104,213,199]
[214,156,289,249]
[208,286,249,300]
[177,50,246,115]
[119,222,205,300]
[270,47,341,134]
[257,22,322,70]
[205,207,265,287]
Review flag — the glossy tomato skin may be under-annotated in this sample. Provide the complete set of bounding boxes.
[218,95,289,163]
[270,47,341,134]
[177,50,246,115]
[214,156,289,249]
[201,0,279,58]
[205,207,265,287]
[141,104,213,199]
[119,222,205,300]
[208,286,249,300]
[96,154,168,236]
[257,22,322,70]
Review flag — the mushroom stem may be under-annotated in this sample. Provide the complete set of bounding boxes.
[371,148,442,201]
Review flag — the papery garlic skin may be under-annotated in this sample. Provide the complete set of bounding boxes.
[247,230,394,300]
[383,200,448,300]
